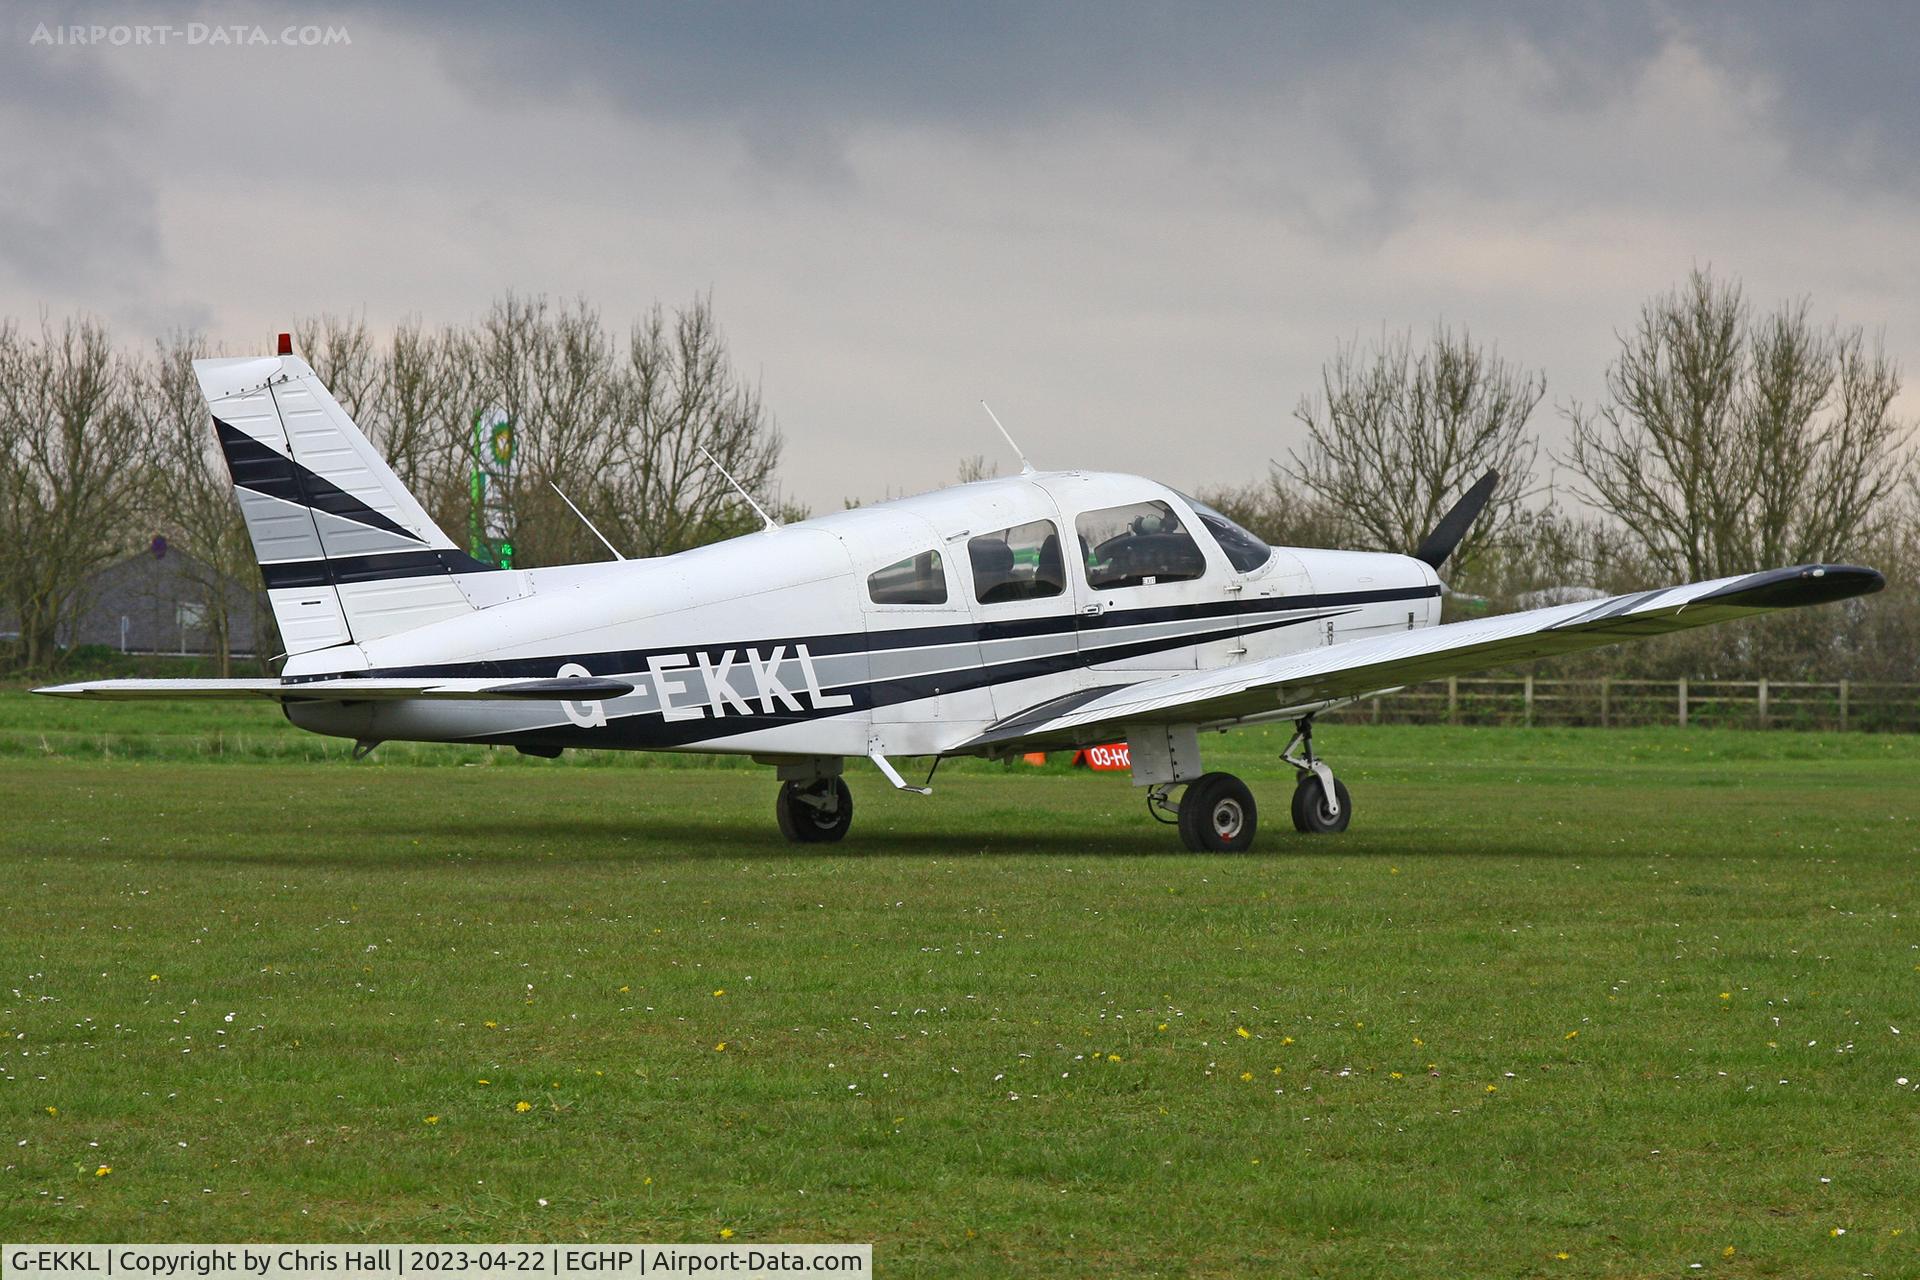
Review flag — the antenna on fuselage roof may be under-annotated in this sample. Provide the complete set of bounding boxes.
[699,445,781,533]
[548,482,628,561]
[980,401,1035,475]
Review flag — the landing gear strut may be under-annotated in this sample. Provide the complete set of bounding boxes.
[1283,717,1351,834]
[776,776,853,843]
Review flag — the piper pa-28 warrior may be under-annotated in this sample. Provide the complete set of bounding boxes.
[39,346,1886,852]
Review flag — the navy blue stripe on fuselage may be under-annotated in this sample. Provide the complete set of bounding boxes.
[462,608,1347,753]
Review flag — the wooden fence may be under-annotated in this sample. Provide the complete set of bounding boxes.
[1321,676,1920,733]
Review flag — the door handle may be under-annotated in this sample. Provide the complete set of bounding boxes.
[1081,603,1103,617]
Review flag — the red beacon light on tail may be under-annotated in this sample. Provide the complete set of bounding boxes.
[276,332,292,356]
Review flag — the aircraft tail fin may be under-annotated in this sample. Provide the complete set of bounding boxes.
[195,353,502,656]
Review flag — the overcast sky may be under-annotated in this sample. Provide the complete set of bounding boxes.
[4,2,1918,511]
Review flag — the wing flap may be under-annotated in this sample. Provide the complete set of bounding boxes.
[965,563,1883,752]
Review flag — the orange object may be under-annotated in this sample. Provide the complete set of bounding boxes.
[1021,752,1049,766]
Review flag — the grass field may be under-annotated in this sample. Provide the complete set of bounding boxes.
[2,689,1918,1277]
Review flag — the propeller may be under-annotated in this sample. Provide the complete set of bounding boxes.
[1413,470,1500,570]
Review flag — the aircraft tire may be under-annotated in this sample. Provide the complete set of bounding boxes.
[1177,772,1258,853]
[776,777,853,843]
[1290,774,1352,834]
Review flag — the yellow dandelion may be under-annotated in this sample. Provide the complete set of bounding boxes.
[484,1020,499,1029]
[1271,1066,1283,1076]
[1107,1053,1121,1062]
[514,1101,532,1113]
[1239,1071,1253,1082]
[477,1079,490,1085]
[643,1176,653,1186]
[712,988,726,997]
[715,1042,727,1052]
[1830,1227,1845,1237]
[618,985,630,993]
[1390,1071,1403,1080]
[718,1229,734,1240]
[148,974,159,982]
[1486,1084,1498,1093]
[1719,992,1732,1001]
[45,1106,57,1117]
[94,1165,111,1177]
[1281,1036,1294,1045]
[1156,1022,1168,1031]
[1723,1246,1736,1258]
[1564,1030,1579,1040]
[1355,1021,1364,1028]
[1236,1027,1251,1039]
[423,1115,440,1125]
[1554,1251,1569,1261]
[1412,1037,1424,1047]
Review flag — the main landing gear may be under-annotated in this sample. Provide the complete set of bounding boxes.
[1144,716,1353,851]
[763,758,854,843]
[1282,716,1350,834]
[776,776,853,842]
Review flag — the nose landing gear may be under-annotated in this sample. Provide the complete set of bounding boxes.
[1283,717,1351,834]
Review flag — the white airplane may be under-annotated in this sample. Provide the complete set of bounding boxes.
[38,349,1884,851]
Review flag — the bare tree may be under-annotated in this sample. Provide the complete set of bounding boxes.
[293,312,382,426]
[588,296,782,559]
[0,317,144,670]
[1286,324,1542,573]
[957,455,999,483]
[379,318,480,541]
[1566,269,1912,578]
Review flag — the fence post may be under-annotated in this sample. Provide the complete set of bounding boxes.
[1757,677,1769,729]
[1523,673,1534,727]
[1600,677,1611,729]
[1678,676,1688,728]
[1839,678,1850,732]
[1447,676,1458,724]
[1372,695,1382,724]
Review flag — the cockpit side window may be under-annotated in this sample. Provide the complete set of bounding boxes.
[867,549,948,605]
[1075,500,1206,589]
[1173,491,1274,573]
[969,520,1065,604]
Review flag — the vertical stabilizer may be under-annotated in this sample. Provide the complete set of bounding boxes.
[194,354,500,655]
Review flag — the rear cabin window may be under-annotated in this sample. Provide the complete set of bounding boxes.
[969,520,1066,604]
[867,550,948,605]
[1076,500,1206,589]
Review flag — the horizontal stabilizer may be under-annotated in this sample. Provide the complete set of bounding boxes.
[33,676,635,703]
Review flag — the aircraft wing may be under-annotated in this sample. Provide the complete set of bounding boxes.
[963,564,1884,753]
[33,676,637,702]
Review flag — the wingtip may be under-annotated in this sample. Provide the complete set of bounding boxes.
[1700,563,1885,609]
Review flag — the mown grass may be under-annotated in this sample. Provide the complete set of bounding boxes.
[1,689,1917,1277]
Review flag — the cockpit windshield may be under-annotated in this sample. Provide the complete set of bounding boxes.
[1174,491,1273,573]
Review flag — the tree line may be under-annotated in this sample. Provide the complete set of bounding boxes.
[0,294,794,674]
[1201,268,1917,683]
[2,269,1914,683]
